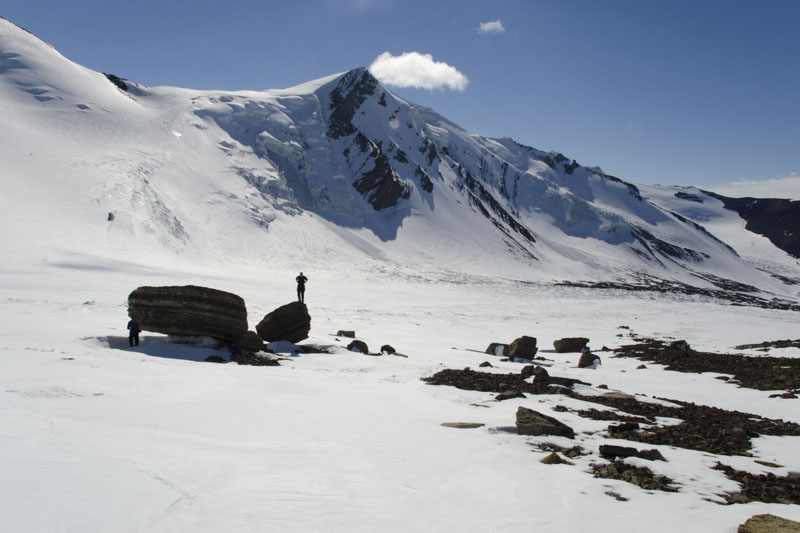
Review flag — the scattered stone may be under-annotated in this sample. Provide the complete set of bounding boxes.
[534,374,590,388]
[736,339,800,351]
[347,340,369,353]
[598,384,609,389]
[578,352,602,368]
[540,452,573,465]
[637,364,648,369]
[715,463,800,505]
[601,392,636,401]
[479,361,493,368]
[599,445,666,462]
[754,460,783,468]
[608,422,641,434]
[592,461,678,492]
[614,338,800,391]
[496,390,525,401]
[256,301,311,343]
[738,514,800,533]
[600,346,611,352]
[520,365,535,378]
[441,422,485,429]
[236,331,265,352]
[380,344,396,355]
[554,337,589,353]
[485,342,509,356]
[575,408,651,424]
[127,285,248,344]
[516,406,575,438]
[231,351,280,366]
[605,491,629,502]
[337,330,356,338]
[296,344,333,354]
[509,336,538,359]
[769,392,798,399]
[204,355,227,364]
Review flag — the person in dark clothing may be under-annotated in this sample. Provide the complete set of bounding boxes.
[296,272,308,303]
[127,319,140,347]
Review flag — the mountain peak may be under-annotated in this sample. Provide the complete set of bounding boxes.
[326,67,381,140]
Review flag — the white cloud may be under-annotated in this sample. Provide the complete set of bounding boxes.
[478,20,505,34]
[708,173,800,200]
[368,52,469,92]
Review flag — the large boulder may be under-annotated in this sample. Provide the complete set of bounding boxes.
[553,337,589,353]
[256,302,311,343]
[516,406,574,438]
[508,336,538,359]
[738,514,800,533]
[485,343,509,356]
[578,351,601,368]
[127,285,248,344]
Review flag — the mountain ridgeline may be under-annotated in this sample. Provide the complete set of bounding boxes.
[1,14,798,296]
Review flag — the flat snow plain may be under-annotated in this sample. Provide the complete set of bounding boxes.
[2,255,800,533]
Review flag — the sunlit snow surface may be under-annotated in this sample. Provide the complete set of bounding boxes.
[2,259,800,532]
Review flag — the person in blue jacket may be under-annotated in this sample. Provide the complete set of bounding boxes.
[296,272,308,303]
[127,319,141,347]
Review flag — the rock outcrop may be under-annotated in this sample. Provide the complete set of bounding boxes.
[738,514,800,532]
[508,336,538,359]
[554,337,589,353]
[578,351,601,368]
[347,340,369,353]
[485,343,509,356]
[127,285,248,344]
[516,406,575,438]
[256,302,311,343]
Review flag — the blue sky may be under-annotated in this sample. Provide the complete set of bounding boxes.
[3,0,799,191]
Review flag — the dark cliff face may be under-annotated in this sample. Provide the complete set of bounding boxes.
[327,68,379,140]
[706,193,800,258]
[327,69,412,211]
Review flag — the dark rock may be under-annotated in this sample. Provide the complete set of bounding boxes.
[592,461,678,492]
[608,422,640,434]
[534,374,590,388]
[231,351,280,366]
[598,384,609,389]
[738,514,800,533]
[347,340,369,353]
[496,390,525,401]
[637,449,667,462]
[637,364,647,369]
[204,355,228,364]
[516,406,575,438]
[236,331,264,352]
[479,361,493,368]
[599,444,665,462]
[578,352,601,368]
[599,444,640,460]
[508,336,538,359]
[256,301,311,343]
[554,337,589,353]
[531,366,549,377]
[716,463,800,505]
[127,285,248,344]
[485,342,509,356]
[380,344,396,355]
[520,365,535,379]
[337,330,356,338]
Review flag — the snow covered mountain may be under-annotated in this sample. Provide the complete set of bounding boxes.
[1,17,798,298]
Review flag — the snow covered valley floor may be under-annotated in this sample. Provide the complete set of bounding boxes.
[2,257,800,532]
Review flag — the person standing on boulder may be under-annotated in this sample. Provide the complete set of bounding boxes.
[296,272,308,303]
[127,319,141,347]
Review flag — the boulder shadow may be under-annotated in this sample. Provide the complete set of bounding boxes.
[97,335,230,363]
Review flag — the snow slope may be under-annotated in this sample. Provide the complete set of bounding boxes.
[1,17,798,295]
[2,17,800,532]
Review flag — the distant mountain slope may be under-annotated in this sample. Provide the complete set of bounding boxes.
[1,16,798,299]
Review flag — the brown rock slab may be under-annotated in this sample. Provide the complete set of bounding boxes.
[256,301,311,343]
[127,285,248,344]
